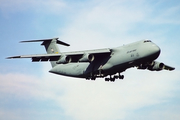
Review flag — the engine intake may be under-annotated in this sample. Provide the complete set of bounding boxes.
[56,55,71,64]
[148,61,164,71]
[79,53,95,62]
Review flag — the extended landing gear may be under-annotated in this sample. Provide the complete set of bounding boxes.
[105,74,124,82]
[86,77,96,81]
[86,72,124,82]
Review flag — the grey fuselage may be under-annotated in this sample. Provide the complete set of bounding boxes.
[49,40,160,78]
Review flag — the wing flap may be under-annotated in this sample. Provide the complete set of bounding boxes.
[40,57,49,61]
[7,54,61,62]
[32,57,41,62]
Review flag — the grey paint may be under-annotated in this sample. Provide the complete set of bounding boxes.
[7,38,175,81]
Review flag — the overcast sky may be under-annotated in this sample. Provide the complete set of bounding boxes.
[0,0,180,120]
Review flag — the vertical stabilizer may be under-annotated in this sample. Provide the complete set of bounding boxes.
[41,38,60,54]
[20,38,70,67]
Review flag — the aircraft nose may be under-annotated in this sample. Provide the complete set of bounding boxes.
[153,44,160,53]
[151,44,161,56]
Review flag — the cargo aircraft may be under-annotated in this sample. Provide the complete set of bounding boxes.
[7,38,175,82]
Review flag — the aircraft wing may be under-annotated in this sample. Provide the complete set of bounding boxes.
[7,48,111,62]
[163,64,175,71]
[7,54,61,62]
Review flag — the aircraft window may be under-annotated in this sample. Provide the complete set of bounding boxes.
[144,40,151,43]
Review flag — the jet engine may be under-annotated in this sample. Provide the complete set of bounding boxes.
[147,61,164,71]
[56,56,71,64]
[79,53,95,62]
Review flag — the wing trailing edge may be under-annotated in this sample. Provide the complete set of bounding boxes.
[6,54,61,62]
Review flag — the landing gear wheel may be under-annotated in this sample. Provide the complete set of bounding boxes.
[105,78,110,82]
[110,77,115,82]
[105,74,124,82]
[91,77,96,80]
[119,75,124,79]
[114,75,119,79]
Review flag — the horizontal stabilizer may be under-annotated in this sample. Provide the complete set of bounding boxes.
[20,38,70,46]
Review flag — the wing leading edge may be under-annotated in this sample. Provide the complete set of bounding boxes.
[7,48,111,62]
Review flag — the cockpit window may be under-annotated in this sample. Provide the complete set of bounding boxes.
[144,40,151,43]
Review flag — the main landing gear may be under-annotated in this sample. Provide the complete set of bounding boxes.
[86,73,124,82]
[105,73,124,82]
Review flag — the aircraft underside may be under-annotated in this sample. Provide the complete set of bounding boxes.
[49,62,131,82]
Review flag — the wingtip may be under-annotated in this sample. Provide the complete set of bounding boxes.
[171,67,175,71]
[168,67,175,71]
[6,57,13,59]
[6,56,21,59]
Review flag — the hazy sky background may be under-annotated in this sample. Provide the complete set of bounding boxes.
[0,0,180,120]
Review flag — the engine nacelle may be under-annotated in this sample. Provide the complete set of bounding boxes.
[148,61,164,71]
[56,56,71,64]
[79,53,95,62]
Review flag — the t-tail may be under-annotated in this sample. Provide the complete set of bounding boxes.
[20,38,70,67]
